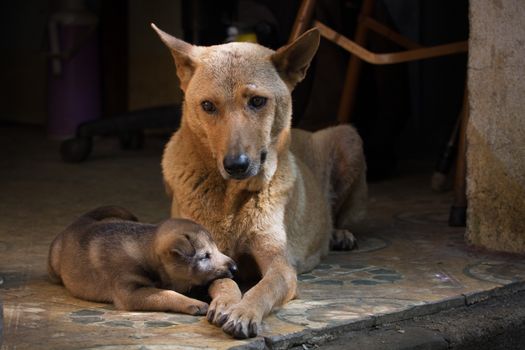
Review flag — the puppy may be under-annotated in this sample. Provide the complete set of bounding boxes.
[48,206,237,315]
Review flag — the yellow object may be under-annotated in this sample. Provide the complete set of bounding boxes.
[236,33,258,43]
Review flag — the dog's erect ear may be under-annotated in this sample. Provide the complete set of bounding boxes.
[271,28,320,88]
[170,234,196,260]
[151,23,197,92]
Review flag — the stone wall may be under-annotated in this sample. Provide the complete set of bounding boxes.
[467,0,525,253]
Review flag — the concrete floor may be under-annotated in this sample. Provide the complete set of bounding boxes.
[1,126,525,349]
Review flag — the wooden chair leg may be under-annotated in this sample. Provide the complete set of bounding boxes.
[289,0,317,42]
[431,116,460,192]
[449,90,469,227]
[336,0,375,124]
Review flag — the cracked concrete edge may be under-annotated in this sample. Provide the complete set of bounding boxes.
[232,282,525,350]
[263,317,375,350]
[321,327,450,350]
[373,296,466,325]
[229,337,267,350]
[462,281,525,305]
[260,299,464,350]
[306,288,525,350]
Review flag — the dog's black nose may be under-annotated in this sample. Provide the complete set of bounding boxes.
[223,154,251,177]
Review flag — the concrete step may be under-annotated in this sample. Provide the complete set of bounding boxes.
[307,290,525,350]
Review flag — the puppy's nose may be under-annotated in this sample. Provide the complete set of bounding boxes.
[228,261,238,276]
[223,154,251,177]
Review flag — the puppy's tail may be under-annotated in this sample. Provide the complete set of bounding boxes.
[47,235,63,284]
[82,205,139,222]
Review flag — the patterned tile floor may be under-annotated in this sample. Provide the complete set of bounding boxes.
[1,127,524,349]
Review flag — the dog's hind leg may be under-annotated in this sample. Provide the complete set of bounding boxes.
[310,125,367,250]
[334,165,367,230]
[330,228,358,251]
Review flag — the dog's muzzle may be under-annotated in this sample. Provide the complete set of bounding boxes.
[223,153,253,179]
[222,150,268,180]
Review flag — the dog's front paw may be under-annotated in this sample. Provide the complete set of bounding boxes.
[182,300,209,316]
[221,303,261,339]
[207,295,241,326]
[207,278,243,327]
[330,229,357,251]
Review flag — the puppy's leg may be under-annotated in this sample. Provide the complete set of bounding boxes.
[221,242,296,339]
[114,285,209,315]
[207,278,242,326]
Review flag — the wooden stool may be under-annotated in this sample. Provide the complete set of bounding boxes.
[290,0,469,226]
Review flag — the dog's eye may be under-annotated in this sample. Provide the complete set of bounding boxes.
[201,101,217,114]
[200,252,211,261]
[248,96,267,109]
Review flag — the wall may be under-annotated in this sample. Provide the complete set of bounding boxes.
[128,0,183,111]
[0,1,49,124]
[0,1,183,125]
[466,0,525,253]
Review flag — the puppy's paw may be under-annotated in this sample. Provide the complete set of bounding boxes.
[221,303,261,339]
[207,295,241,327]
[182,300,209,316]
[330,229,357,251]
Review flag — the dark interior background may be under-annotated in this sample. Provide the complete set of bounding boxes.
[0,0,468,181]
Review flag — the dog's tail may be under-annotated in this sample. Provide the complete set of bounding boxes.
[82,205,139,223]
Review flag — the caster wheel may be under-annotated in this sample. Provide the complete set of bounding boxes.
[119,131,144,150]
[60,137,92,162]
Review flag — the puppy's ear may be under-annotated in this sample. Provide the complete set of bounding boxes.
[151,23,197,92]
[170,234,196,259]
[271,28,320,89]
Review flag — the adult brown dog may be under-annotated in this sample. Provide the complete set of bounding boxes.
[152,25,367,338]
[48,206,238,315]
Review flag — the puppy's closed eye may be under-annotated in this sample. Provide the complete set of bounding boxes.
[198,252,211,261]
[170,234,195,259]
